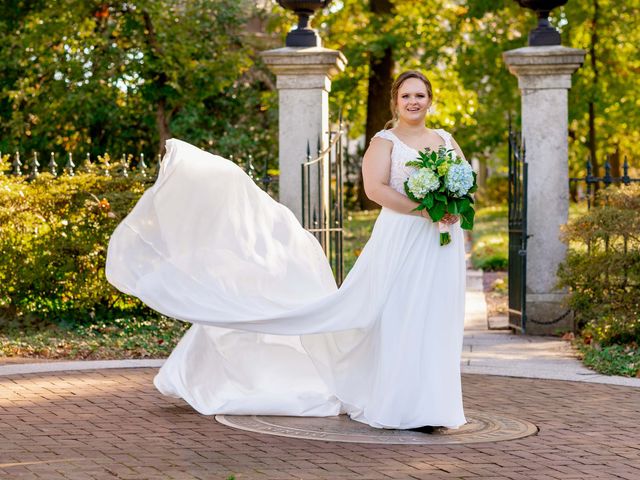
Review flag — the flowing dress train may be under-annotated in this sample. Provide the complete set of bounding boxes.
[105,128,467,429]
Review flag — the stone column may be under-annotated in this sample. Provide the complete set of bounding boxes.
[261,47,347,223]
[503,45,585,335]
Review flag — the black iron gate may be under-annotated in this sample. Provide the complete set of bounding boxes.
[301,116,345,286]
[507,126,528,333]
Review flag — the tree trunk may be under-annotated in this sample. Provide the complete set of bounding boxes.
[156,97,171,156]
[357,0,394,210]
[142,10,172,157]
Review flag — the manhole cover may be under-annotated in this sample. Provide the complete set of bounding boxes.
[215,410,538,445]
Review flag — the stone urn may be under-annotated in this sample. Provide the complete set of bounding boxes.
[277,0,331,47]
[515,0,569,46]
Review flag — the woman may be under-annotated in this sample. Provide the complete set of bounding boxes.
[106,70,468,430]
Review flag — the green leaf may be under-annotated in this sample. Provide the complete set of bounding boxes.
[460,208,475,230]
[424,193,434,209]
[429,201,446,221]
[435,192,447,203]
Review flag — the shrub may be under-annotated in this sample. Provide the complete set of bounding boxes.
[0,162,155,328]
[557,184,640,346]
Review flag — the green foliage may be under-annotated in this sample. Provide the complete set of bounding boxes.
[0,167,154,326]
[470,204,508,271]
[0,316,189,359]
[0,0,277,167]
[564,1,640,166]
[577,342,640,377]
[558,184,640,346]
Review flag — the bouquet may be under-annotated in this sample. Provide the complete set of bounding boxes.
[404,145,477,246]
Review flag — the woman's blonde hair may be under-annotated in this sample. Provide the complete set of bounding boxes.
[384,70,433,130]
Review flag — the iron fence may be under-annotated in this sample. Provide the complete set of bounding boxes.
[301,116,345,286]
[0,148,277,196]
[569,156,640,209]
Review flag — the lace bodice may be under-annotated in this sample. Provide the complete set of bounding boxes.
[373,128,454,195]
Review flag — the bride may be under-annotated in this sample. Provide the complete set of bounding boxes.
[106,70,468,430]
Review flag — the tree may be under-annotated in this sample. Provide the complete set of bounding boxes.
[0,0,276,164]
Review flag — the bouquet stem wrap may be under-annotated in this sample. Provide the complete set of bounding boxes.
[438,222,451,246]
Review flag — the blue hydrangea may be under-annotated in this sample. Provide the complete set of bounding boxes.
[407,168,440,198]
[445,161,474,197]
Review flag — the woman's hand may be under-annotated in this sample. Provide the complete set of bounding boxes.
[440,213,459,225]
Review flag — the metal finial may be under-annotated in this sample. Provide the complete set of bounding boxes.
[49,152,57,176]
[138,152,148,177]
[246,154,255,179]
[12,151,22,175]
[622,156,630,185]
[604,157,612,186]
[30,151,40,178]
[65,152,75,176]
[121,154,129,178]
[103,154,111,177]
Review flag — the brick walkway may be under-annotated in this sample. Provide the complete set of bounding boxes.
[1,369,639,479]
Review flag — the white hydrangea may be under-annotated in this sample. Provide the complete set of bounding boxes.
[445,161,474,197]
[407,168,440,198]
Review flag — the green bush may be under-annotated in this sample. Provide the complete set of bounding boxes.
[0,159,155,328]
[558,184,640,346]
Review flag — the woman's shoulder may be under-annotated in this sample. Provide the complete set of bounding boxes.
[431,127,452,138]
[372,129,396,142]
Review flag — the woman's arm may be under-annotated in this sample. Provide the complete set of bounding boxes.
[361,137,425,217]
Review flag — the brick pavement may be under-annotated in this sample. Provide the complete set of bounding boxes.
[1,368,639,480]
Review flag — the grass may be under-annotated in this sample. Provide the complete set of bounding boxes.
[576,341,640,377]
[0,316,189,360]
[470,204,508,271]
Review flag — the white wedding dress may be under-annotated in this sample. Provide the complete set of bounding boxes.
[106,128,467,429]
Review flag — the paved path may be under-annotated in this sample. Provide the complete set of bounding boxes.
[1,368,639,479]
[2,271,640,478]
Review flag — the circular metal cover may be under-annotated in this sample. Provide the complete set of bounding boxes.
[215,410,538,445]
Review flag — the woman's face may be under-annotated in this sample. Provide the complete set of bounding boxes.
[395,77,431,125]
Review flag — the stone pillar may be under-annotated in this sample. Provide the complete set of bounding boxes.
[261,47,347,223]
[503,45,585,335]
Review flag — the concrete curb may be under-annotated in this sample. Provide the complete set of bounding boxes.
[0,359,164,377]
[1,358,638,387]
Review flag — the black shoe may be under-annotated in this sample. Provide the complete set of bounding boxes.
[408,425,436,434]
